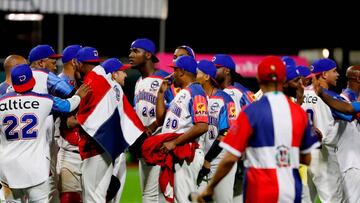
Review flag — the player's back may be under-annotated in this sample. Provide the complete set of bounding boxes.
[0,91,54,188]
[241,92,309,202]
[223,82,254,118]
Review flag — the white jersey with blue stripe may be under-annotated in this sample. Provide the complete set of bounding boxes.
[301,85,352,146]
[32,68,74,97]
[204,90,234,153]
[0,91,78,188]
[161,82,208,150]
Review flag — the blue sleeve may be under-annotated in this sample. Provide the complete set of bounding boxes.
[332,111,353,122]
[352,102,360,113]
[324,90,353,121]
[218,104,229,131]
[52,97,71,113]
[164,88,174,109]
[300,122,320,152]
[47,72,74,98]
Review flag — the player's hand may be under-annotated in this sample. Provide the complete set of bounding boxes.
[197,187,214,203]
[312,127,323,142]
[144,127,153,137]
[160,141,176,153]
[196,164,211,186]
[312,75,322,96]
[296,79,305,105]
[67,115,79,128]
[76,83,91,98]
[159,73,173,94]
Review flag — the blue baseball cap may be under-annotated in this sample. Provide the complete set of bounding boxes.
[311,58,337,74]
[101,58,131,74]
[62,45,82,64]
[28,44,62,63]
[286,65,300,81]
[11,64,36,93]
[131,38,159,63]
[197,60,217,80]
[297,65,312,78]
[212,54,236,71]
[76,47,103,63]
[178,45,196,58]
[169,55,197,74]
[282,56,296,67]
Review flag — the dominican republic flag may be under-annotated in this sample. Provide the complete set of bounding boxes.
[77,66,145,161]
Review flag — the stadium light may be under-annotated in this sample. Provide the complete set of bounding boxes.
[322,48,330,58]
[5,13,43,21]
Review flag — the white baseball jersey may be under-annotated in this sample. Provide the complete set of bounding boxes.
[336,88,360,173]
[134,70,173,127]
[161,83,208,134]
[0,91,80,188]
[223,82,254,118]
[301,86,352,146]
[204,90,235,156]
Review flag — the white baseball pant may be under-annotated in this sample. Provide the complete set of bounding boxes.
[81,153,113,203]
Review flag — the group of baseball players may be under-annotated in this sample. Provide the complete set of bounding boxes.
[0,37,359,203]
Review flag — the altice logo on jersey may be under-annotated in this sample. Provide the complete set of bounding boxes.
[0,99,39,111]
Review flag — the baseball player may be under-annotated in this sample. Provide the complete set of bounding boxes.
[129,38,174,202]
[312,66,360,202]
[28,44,74,96]
[56,45,83,203]
[301,58,353,202]
[173,45,196,62]
[28,44,75,203]
[213,54,254,117]
[298,65,313,87]
[101,58,132,203]
[0,55,27,95]
[69,46,146,203]
[0,64,89,203]
[212,54,254,201]
[195,60,236,203]
[197,56,319,203]
[156,55,208,203]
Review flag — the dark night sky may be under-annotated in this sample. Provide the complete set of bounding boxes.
[0,2,358,59]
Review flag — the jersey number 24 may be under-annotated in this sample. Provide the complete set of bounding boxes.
[2,114,38,141]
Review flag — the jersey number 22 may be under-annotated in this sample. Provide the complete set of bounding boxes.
[2,114,38,141]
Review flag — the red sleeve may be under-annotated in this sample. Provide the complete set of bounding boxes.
[192,95,208,123]
[220,111,253,157]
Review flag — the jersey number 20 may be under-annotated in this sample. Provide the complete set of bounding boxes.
[2,114,38,141]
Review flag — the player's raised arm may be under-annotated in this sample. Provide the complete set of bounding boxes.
[313,75,358,114]
[51,83,91,113]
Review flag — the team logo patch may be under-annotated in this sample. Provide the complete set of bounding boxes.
[176,93,186,103]
[150,80,160,91]
[113,85,121,102]
[275,145,291,167]
[228,105,236,119]
[210,102,220,114]
[195,102,207,115]
[19,75,26,82]
[228,90,235,96]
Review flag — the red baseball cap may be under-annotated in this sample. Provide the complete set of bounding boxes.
[257,56,286,82]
